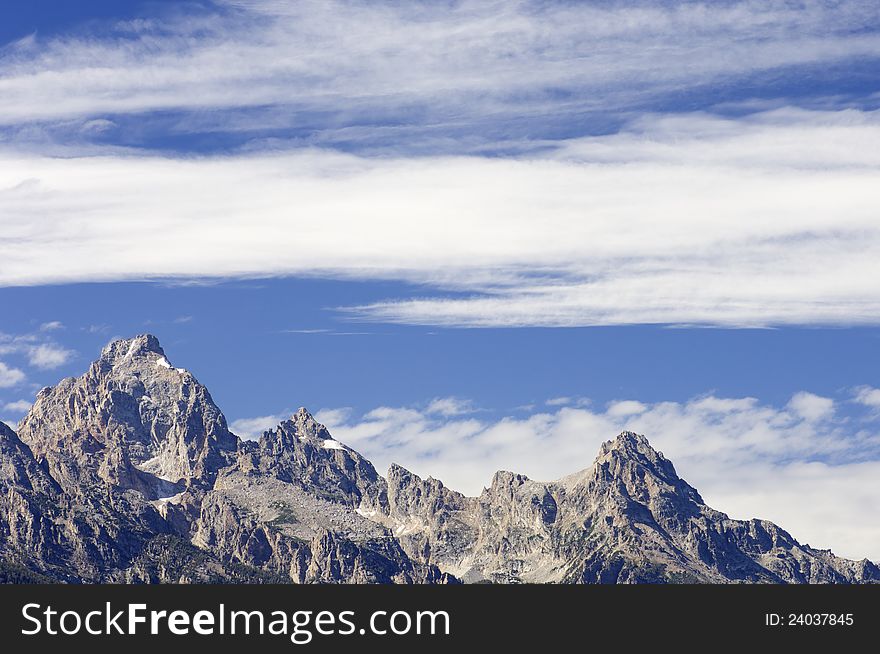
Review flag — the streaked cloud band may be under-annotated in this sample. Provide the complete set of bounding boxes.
[2,109,879,327]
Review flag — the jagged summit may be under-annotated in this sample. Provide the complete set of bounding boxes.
[607,430,650,448]
[2,335,878,585]
[289,407,326,436]
[490,469,532,490]
[600,430,660,459]
[597,430,684,486]
[17,333,237,495]
[264,407,333,443]
[100,333,166,363]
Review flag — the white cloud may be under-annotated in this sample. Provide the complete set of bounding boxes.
[0,332,76,372]
[546,396,590,408]
[0,332,37,355]
[0,362,26,387]
[313,407,352,428]
[787,391,835,422]
[606,400,648,417]
[2,399,32,413]
[318,391,880,560]
[0,1,878,133]
[27,343,74,369]
[229,413,287,439]
[853,386,880,409]
[38,320,63,331]
[1,109,879,328]
[425,397,476,417]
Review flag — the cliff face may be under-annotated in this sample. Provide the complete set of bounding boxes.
[6,335,447,583]
[17,334,237,497]
[2,334,877,584]
[380,431,880,584]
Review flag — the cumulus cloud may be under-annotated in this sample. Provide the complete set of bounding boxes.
[2,399,32,413]
[786,391,835,422]
[606,400,648,417]
[0,361,26,388]
[27,343,74,369]
[853,386,880,409]
[313,407,353,428]
[314,391,880,559]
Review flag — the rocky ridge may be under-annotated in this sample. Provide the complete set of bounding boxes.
[1,335,877,584]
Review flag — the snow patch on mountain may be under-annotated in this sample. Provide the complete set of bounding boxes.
[322,439,345,450]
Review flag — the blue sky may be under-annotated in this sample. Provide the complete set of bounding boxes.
[2,279,880,420]
[2,1,880,558]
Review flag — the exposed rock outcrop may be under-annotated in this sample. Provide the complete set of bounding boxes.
[379,431,880,584]
[2,335,876,585]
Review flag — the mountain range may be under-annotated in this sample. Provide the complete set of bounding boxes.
[1,334,876,584]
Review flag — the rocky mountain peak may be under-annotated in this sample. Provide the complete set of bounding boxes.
[582,431,705,528]
[100,334,165,364]
[244,408,387,511]
[289,407,331,440]
[17,334,237,496]
[258,408,334,449]
[601,430,654,456]
[101,334,165,357]
[4,336,879,586]
[92,333,191,383]
[596,430,684,488]
[489,469,532,492]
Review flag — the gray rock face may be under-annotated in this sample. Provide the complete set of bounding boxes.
[18,334,237,498]
[379,431,880,584]
[1,334,877,584]
[236,409,388,511]
[0,420,63,580]
[0,419,168,583]
[6,335,450,583]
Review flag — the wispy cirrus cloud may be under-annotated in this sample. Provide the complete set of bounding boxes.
[38,320,63,331]
[546,396,591,408]
[3,109,877,327]
[1,1,879,145]
[1,3,879,330]
[425,397,478,417]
